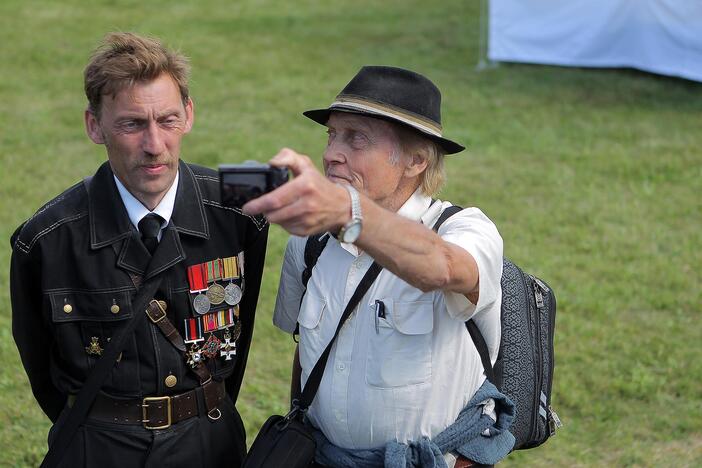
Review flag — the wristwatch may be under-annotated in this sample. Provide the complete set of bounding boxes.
[337,184,363,244]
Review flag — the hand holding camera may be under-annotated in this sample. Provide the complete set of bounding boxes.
[228,148,353,238]
[219,161,289,209]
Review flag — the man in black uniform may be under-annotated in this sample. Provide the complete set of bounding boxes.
[10,32,268,467]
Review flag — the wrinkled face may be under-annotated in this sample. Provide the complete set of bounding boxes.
[323,112,408,209]
[85,73,194,210]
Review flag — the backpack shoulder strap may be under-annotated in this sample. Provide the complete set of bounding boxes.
[293,234,330,340]
[302,233,330,288]
[430,203,496,384]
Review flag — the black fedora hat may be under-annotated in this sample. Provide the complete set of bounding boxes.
[303,66,465,154]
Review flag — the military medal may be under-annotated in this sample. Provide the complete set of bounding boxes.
[186,346,204,368]
[201,334,221,358]
[205,259,226,305]
[184,317,205,368]
[85,337,103,356]
[188,263,211,314]
[220,328,236,360]
[222,256,243,305]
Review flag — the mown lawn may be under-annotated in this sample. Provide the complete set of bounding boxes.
[1,1,700,466]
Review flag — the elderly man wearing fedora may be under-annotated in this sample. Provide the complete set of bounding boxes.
[243,66,515,467]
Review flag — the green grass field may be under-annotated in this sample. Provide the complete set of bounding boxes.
[1,1,701,466]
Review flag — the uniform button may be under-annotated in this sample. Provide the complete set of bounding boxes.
[63,304,73,314]
[110,304,120,314]
[165,375,177,387]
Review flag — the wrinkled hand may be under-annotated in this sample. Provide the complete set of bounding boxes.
[242,148,350,236]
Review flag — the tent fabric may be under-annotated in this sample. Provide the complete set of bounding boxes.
[488,0,702,83]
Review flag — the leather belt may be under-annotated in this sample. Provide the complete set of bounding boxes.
[70,379,226,430]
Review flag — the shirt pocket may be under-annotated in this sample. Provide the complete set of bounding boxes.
[365,298,434,388]
[49,289,140,393]
[297,292,327,377]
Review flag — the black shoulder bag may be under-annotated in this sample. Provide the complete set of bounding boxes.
[243,261,383,468]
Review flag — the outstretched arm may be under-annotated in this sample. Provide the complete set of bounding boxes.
[243,149,479,299]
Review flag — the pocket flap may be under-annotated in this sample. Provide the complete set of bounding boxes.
[391,300,433,335]
[298,293,326,329]
[50,289,133,323]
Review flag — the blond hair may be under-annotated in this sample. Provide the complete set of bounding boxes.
[84,32,190,118]
[390,123,446,197]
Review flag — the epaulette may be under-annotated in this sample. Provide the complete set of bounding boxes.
[12,181,88,254]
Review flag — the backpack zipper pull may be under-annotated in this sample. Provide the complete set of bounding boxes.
[534,284,545,309]
[529,275,547,309]
[548,405,563,435]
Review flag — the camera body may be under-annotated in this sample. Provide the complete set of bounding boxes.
[219,162,289,208]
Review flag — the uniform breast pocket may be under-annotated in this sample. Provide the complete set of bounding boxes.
[297,293,327,375]
[50,289,140,393]
[366,299,434,388]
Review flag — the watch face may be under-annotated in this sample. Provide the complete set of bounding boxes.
[342,221,362,243]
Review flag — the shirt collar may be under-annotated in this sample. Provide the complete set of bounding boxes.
[114,171,179,231]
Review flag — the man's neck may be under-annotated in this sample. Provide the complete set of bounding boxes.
[378,179,421,213]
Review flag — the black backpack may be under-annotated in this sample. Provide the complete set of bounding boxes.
[300,205,562,450]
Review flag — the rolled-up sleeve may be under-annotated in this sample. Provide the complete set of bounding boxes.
[439,207,503,322]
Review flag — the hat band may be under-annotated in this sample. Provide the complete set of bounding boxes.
[331,96,443,138]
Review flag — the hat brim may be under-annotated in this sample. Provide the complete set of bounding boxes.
[303,107,466,155]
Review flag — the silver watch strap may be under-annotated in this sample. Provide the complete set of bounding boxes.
[343,184,362,221]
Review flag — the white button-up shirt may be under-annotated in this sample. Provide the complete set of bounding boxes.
[114,172,179,239]
[273,190,503,449]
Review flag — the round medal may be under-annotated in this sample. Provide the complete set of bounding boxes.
[207,283,226,305]
[193,293,211,315]
[224,283,242,305]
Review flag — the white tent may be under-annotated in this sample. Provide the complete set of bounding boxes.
[486,0,702,83]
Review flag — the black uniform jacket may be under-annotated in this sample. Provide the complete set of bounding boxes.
[10,160,268,423]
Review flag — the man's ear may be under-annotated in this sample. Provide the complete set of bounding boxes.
[85,109,104,144]
[404,152,428,178]
[183,97,195,134]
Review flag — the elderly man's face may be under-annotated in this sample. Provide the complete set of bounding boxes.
[85,73,194,210]
[323,112,408,209]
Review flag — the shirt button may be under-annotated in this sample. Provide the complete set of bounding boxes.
[63,304,73,314]
[110,304,120,314]
[337,363,345,371]
[165,374,177,387]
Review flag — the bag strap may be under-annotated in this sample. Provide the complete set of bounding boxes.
[41,274,163,468]
[302,233,330,289]
[293,233,331,341]
[430,204,496,384]
[294,261,383,414]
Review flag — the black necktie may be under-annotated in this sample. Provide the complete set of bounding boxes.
[138,214,164,255]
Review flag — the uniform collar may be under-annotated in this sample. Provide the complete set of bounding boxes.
[87,160,209,278]
[114,171,179,236]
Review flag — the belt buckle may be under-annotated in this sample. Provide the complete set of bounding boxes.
[142,396,172,430]
[146,300,167,324]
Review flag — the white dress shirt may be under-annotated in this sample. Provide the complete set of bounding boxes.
[114,172,179,239]
[273,189,503,449]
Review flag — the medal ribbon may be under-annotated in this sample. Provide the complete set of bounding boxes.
[195,308,239,335]
[184,317,204,343]
[206,259,223,283]
[203,313,218,333]
[187,264,208,293]
[222,256,240,280]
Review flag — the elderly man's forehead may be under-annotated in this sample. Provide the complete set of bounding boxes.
[327,111,390,132]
